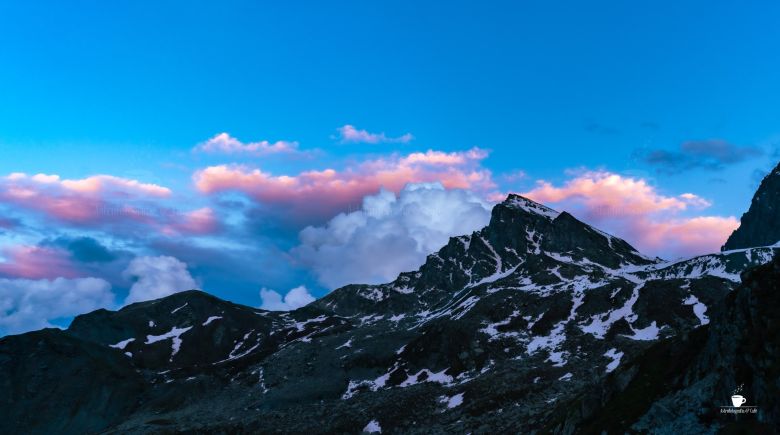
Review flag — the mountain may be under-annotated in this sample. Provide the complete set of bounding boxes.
[1,194,778,434]
[545,252,780,434]
[723,161,780,251]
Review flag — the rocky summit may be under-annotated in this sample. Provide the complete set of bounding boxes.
[1,194,779,434]
[723,160,780,251]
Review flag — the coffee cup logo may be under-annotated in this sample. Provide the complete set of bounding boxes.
[720,384,757,414]
[731,395,747,407]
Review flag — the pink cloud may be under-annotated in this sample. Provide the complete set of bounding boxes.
[193,148,494,220]
[5,173,171,197]
[0,172,169,225]
[522,170,738,258]
[524,171,702,216]
[336,125,414,144]
[164,207,220,235]
[0,173,217,236]
[0,246,81,280]
[194,132,300,155]
[634,216,739,257]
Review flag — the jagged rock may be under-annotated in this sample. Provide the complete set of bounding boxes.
[723,161,780,250]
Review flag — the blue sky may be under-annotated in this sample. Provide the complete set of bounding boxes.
[1,1,779,334]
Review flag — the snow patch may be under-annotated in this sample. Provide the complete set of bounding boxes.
[480,310,521,341]
[202,316,222,326]
[216,330,261,363]
[505,196,560,219]
[604,348,623,373]
[526,286,585,366]
[624,321,660,340]
[439,392,464,409]
[400,368,453,387]
[683,295,709,326]
[359,287,385,302]
[145,326,193,359]
[336,339,353,349]
[363,419,382,433]
[110,338,135,350]
[580,284,642,339]
[393,285,413,294]
[389,313,406,322]
[469,263,520,288]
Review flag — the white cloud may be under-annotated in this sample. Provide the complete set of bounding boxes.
[194,132,300,155]
[336,124,413,144]
[0,277,114,335]
[123,256,197,305]
[259,285,315,311]
[293,183,492,289]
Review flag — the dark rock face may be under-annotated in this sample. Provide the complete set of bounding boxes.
[723,161,780,251]
[545,254,780,434]
[0,329,145,434]
[0,194,777,434]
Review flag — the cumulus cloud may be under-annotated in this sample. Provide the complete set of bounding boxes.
[123,256,197,305]
[259,285,315,311]
[0,276,114,335]
[194,132,300,156]
[293,183,492,289]
[193,147,494,222]
[637,139,763,174]
[336,124,413,144]
[523,170,738,258]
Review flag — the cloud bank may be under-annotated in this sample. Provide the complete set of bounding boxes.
[194,148,494,221]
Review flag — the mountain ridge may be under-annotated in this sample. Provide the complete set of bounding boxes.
[1,192,778,434]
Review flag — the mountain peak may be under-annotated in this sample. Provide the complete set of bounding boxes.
[722,160,780,250]
[501,193,560,219]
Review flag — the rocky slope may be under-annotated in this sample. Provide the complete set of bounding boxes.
[1,194,777,434]
[723,161,780,250]
[544,253,780,434]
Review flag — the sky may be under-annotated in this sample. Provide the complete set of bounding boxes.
[1,1,779,335]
